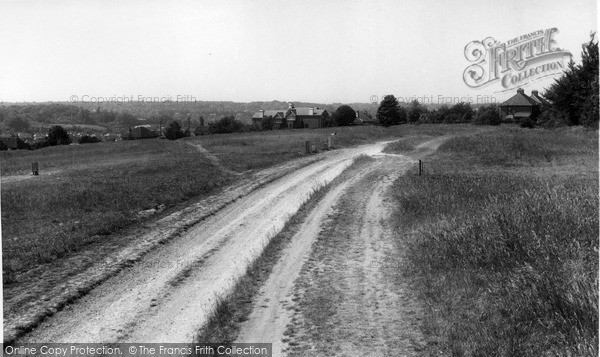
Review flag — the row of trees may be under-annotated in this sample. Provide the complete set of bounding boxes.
[376,96,500,126]
[376,34,598,129]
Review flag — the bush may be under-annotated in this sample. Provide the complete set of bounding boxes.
[164,121,185,140]
[519,116,536,128]
[473,105,501,125]
[407,100,429,123]
[209,116,245,134]
[194,126,209,136]
[332,105,356,126]
[261,116,274,131]
[47,126,71,145]
[78,135,101,144]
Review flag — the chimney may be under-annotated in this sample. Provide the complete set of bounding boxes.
[288,102,293,109]
[260,109,264,117]
[517,88,524,94]
[309,107,314,115]
[532,90,539,97]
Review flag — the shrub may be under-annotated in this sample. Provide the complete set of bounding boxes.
[164,121,185,140]
[473,105,501,125]
[47,126,71,145]
[78,135,101,144]
[261,116,274,131]
[332,105,356,126]
[209,116,245,134]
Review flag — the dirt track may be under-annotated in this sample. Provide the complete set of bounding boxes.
[14,137,446,348]
[14,141,394,343]
[235,146,436,356]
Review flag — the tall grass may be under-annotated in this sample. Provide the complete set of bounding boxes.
[391,127,598,356]
[2,139,232,282]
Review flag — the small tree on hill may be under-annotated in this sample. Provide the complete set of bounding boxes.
[332,105,356,126]
[164,121,184,140]
[47,125,71,145]
[377,95,402,126]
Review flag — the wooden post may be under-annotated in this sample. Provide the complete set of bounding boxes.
[305,141,311,154]
[327,136,333,150]
[32,162,39,176]
[418,160,422,176]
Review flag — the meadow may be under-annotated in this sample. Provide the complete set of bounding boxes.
[1,139,233,282]
[191,125,471,171]
[1,125,464,283]
[389,127,598,355]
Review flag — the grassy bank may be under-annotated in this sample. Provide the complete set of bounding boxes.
[390,127,598,355]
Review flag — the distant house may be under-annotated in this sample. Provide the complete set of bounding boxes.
[123,126,159,140]
[252,103,329,129]
[499,88,547,121]
[352,110,376,125]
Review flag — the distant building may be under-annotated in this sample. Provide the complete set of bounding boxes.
[352,110,376,125]
[252,103,329,129]
[499,88,547,121]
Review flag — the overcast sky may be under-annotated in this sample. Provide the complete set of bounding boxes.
[0,0,597,104]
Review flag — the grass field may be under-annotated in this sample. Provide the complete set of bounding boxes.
[389,127,598,355]
[191,125,472,172]
[3,125,460,283]
[1,139,233,282]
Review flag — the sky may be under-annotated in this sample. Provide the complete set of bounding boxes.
[0,0,597,105]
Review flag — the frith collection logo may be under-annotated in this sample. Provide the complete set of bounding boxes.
[463,28,572,91]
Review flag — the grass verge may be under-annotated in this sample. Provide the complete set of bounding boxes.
[390,126,598,356]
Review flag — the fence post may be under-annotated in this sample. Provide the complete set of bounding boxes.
[32,162,39,176]
[419,160,422,176]
[305,141,311,154]
[327,136,333,150]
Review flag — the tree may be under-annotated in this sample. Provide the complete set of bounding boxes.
[95,110,116,123]
[544,33,598,127]
[377,95,402,126]
[449,102,473,123]
[332,105,356,126]
[472,105,501,126]
[47,125,71,145]
[261,116,274,130]
[164,121,184,140]
[117,112,138,126]
[5,114,30,132]
[407,100,428,123]
[209,116,244,134]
